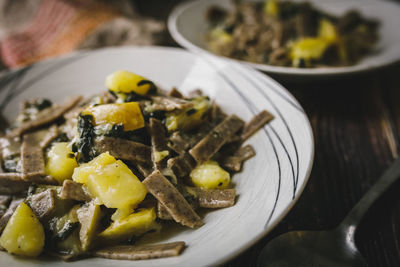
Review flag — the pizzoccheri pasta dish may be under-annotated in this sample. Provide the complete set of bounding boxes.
[0,70,273,261]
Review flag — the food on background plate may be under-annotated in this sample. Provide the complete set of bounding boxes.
[0,70,273,261]
[206,0,379,68]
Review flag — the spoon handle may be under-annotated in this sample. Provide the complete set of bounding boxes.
[341,156,400,227]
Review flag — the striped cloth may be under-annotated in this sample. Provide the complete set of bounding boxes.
[0,0,165,68]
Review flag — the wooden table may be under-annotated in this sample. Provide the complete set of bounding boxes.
[222,64,400,266]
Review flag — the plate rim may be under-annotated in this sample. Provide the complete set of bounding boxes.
[167,0,400,77]
[0,46,315,266]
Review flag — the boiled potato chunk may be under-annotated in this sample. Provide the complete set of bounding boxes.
[77,202,102,251]
[290,38,329,62]
[165,96,210,132]
[0,202,45,257]
[81,102,144,131]
[85,160,147,209]
[190,161,230,189]
[45,142,78,184]
[72,152,147,210]
[290,19,339,67]
[106,70,153,96]
[318,19,338,43]
[99,208,157,242]
[72,152,116,184]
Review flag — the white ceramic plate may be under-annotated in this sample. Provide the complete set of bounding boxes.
[0,46,313,266]
[168,0,400,79]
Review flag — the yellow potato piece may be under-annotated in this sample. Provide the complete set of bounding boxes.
[85,160,147,210]
[72,152,116,184]
[45,142,78,184]
[73,152,147,210]
[190,161,230,189]
[318,19,338,43]
[0,202,45,257]
[290,38,330,61]
[99,208,156,242]
[82,102,144,131]
[106,70,153,96]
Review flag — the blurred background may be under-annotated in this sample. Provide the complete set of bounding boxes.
[0,0,185,70]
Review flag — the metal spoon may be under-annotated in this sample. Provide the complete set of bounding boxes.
[257,157,400,267]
